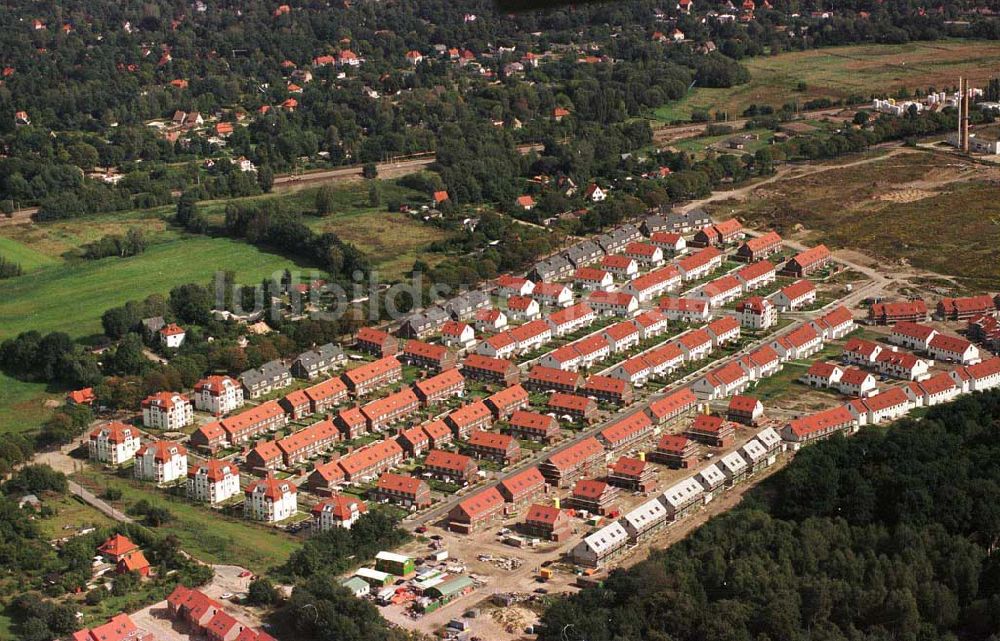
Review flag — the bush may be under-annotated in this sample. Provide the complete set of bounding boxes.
[102,488,123,501]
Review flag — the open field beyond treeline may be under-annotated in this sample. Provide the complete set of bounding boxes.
[654,40,1000,121]
[709,148,1000,289]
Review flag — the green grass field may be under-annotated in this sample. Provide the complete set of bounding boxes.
[0,236,301,339]
[718,149,1000,288]
[0,373,61,435]
[0,236,59,272]
[653,40,1000,122]
[73,469,300,574]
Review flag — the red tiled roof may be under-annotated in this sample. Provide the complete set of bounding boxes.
[311,494,366,520]
[572,479,609,500]
[337,439,404,476]
[188,459,237,482]
[625,241,659,257]
[707,315,740,336]
[786,405,854,438]
[447,401,492,429]
[498,466,545,499]
[99,534,138,557]
[737,260,776,282]
[486,384,529,410]
[510,410,557,432]
[611,456,647,477]
[655,433,693,453]
[547,302,594,326]
[575,267,610,282]
[583,375,627,395]
[548,392,593,412]
[508,295,536,312]
[780,279,816,301]
[743,231,782,252]
[136,440,187,462]
[599,412,653,445]
[689,414,725,434]
[377,472,425,495]
[414,369,465,398]
[455,486,504,518]
[464,354,515,374]
[356,327,393,345]
[404,339,449,362]
[441,320,470,337]
[468,430,516,451]
[425,449,474,473]
[525,503,563,526]
[528,365,581,387]
[546,437,604,471]
[305,377,348,403]
[343,356,401,386]
[928,333,973,354]
[789,244,831,268]
[647,387,698,419]
[862,386,909,412]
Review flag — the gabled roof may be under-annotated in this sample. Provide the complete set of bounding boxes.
[425,449,474,472]
[486,384,529,410]
[99,534,138,557]
[779,279,817,301]
[546,436,604,471]
[454,487,504,519]
[548,302,594,326]
[548,392,594,412]
[447,400,492,428]
[525,503,564,526]
[928,333,973,354]
[647,387,698,419]
[414,369,465,398]
[377,472,426,495]
[572,479,610,499]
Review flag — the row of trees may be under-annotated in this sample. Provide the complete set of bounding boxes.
[539,391,1000,641]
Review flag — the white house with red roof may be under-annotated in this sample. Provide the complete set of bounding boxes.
[915,372,960,406]
[134,440,188,484]
[496,274,535,297]
[584,183,607,202]
[624,242,664,267]
[474,307,508,332]
[694,275,743,308]
[141,392,194,430]
[658,297,710,323]
[588,291,639,317]
[245,474,297,522]
[89,421,142,465]
[601,254,639,279]
[509,319,553,352]
[735,296,777,330]
[187,460,240,504]
[772,280,817,311]
[159,323,186,348]
[843,337,883,366]
[771,324,823,361]
[546,302,596,336]
[803,361,843,388]
[889,321,938,351]
[632,309,670,339]
[735,260,776,291]
[312,494,367,530]
[706,316,741,347]
[507,295,541,321]
[193,375,244,416]
[574,267,615,291]
[532,282,573,308]
[675,328,714,362]
[622,266,682,302]
[850,387,913,425]
[405,50,424,64]
[477,332,517,359]
[952,357,1000,392]
[693,361,751,399]
[810,306,856,340]
[876,349,931,381]
[603,321,642,353]
[741,345,782,380]
[441,320,476,349]
[927,334,981,365]
[650,231,687,255]
[677,247,723,281]
[837,367,879,397]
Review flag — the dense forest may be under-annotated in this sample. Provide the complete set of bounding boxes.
[2,0,998,217]
[539,390,1000,641]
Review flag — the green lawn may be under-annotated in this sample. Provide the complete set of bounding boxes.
[653,40,1000,122]
[72,469,300,574]
[0,373,61,435]
[0,236,303,340]
[0,236,59,272]
[35,493,116,540]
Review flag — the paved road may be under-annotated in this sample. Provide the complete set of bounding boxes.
[68,478,134,523]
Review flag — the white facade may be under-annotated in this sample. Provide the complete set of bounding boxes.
[141,393,194,430]
[245,477,298,522]
[134,442,188,484]
[187,461,241,504]
[193,376,245,416]
[88,423,142,465]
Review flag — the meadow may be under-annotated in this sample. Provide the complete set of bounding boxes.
[653,40,1000,122]
[72,468,300,574]
[715,149,1000,289]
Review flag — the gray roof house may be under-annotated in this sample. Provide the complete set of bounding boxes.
[530,255,574,282]
[141,316,166,338]
[240,360,292,399]
[445,291,491,320]
[597,225,641,254]
[399,306,451,338]
[562,240,605,267]
[641,210,711,235]
[292,343,347,380]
